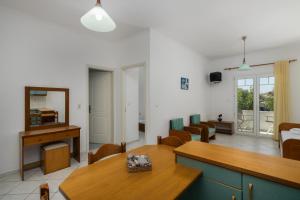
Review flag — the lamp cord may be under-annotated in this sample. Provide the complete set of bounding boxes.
[242,36,247,64]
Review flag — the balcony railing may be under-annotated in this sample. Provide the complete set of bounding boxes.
[237,110,274,135]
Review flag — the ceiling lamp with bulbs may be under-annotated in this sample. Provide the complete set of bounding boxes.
[81,0,116,32]
[239,36,252,71]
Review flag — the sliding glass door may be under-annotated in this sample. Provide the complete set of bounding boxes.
[236,75,274,137]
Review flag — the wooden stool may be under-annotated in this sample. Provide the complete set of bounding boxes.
[41,142,70,174]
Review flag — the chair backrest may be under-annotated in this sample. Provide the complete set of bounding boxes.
[40,183,49,200]
[190,114,201,125]
[88,143,126,165]
[170,118,184,131]
[157,136,184,147]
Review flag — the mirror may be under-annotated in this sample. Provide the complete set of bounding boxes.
[25,87,69,131]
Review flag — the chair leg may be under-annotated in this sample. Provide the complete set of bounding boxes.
[210,135,216,140]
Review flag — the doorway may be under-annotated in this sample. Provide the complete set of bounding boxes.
[89,68,114,151]
[235,75,274,137]
[121,63,146,145]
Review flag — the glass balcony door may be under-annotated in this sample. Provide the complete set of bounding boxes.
[236,77,256,135]
[258,76,275,136]
[235,75,274,137]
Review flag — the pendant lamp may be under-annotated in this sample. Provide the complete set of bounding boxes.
[81,0,116,32]
[239,36,251,71]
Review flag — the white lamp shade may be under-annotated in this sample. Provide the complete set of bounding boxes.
[81,5,116,32]
[238,63,252,71]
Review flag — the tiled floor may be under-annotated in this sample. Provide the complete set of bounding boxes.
[0,154,88,200]
[89,143,102,151]
[211,133,280,156]
[0,134,280,200]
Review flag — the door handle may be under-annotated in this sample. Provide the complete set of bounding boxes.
[89,105,92,114]
[248,183,253,200]
[232,194,236,200]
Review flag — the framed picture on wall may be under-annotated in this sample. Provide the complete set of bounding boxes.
[181,77,189,90]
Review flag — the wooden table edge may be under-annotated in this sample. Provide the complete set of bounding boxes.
[174,149,300,189]
[59,145,203,200]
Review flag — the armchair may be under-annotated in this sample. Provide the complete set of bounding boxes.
[169,118,202,142]
[190,114,216,142]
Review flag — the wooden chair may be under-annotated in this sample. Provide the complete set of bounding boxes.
[190,114,216,142]
[169,118,201,142]
[279,122,300,161]
[40,183,49,200]
[88,143,126,165]
[157,136,184,147]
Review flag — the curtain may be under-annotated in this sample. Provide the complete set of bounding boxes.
[273,60,290,140]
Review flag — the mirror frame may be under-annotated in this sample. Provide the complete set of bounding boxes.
[25,86,69,131]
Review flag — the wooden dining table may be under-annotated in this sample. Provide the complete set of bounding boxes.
[59,145,202,200]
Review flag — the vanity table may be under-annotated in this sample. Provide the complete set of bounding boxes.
[19,87,81,180]
[19,126,80,180]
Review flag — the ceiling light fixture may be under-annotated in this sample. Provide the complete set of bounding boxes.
[238,36,251,71]
[81,0,116,32]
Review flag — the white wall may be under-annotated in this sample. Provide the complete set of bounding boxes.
[113,31,150,147]
[0,5,119,174]
[208,43,300,124]
[147,30,210,144]
[0,5,150,174]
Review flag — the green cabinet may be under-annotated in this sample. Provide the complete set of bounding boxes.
[179,177,242,200]
[177,156,242,200]
[177,155,300,200]
[177,156,242,189]
[243,175,300,200]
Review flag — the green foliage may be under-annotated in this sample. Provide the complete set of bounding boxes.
[237,88,253,112]
[259,92,274,111]
[237,88,274,112]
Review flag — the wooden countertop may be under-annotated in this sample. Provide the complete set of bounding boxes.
[59,145,202,200]
[174,141,300,189]
[19,125,80,137]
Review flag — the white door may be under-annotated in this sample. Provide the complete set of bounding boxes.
[89,70,113,143]
[124,67,140,142]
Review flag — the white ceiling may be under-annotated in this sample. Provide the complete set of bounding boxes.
[2,0,300,58]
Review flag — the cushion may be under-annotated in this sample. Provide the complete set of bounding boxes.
[170,118,184,131]
[208,128,216,138]
[191,134,201,141]
[190,114,201,125]
[43,142,68,151]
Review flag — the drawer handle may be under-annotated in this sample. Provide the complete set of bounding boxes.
[232,194,236,200]
[248,183,253,200]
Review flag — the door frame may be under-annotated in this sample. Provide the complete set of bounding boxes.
[234,73,274,137]
[86,65,115,152]
[121,62,146,143]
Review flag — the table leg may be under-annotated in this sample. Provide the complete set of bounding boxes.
[73,136,80,162]
[20,138,24,181]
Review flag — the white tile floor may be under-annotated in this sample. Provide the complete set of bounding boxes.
[0,134,280,200]
[89,143,102,151]
[0,153,88,200]
[210,133,280,156]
